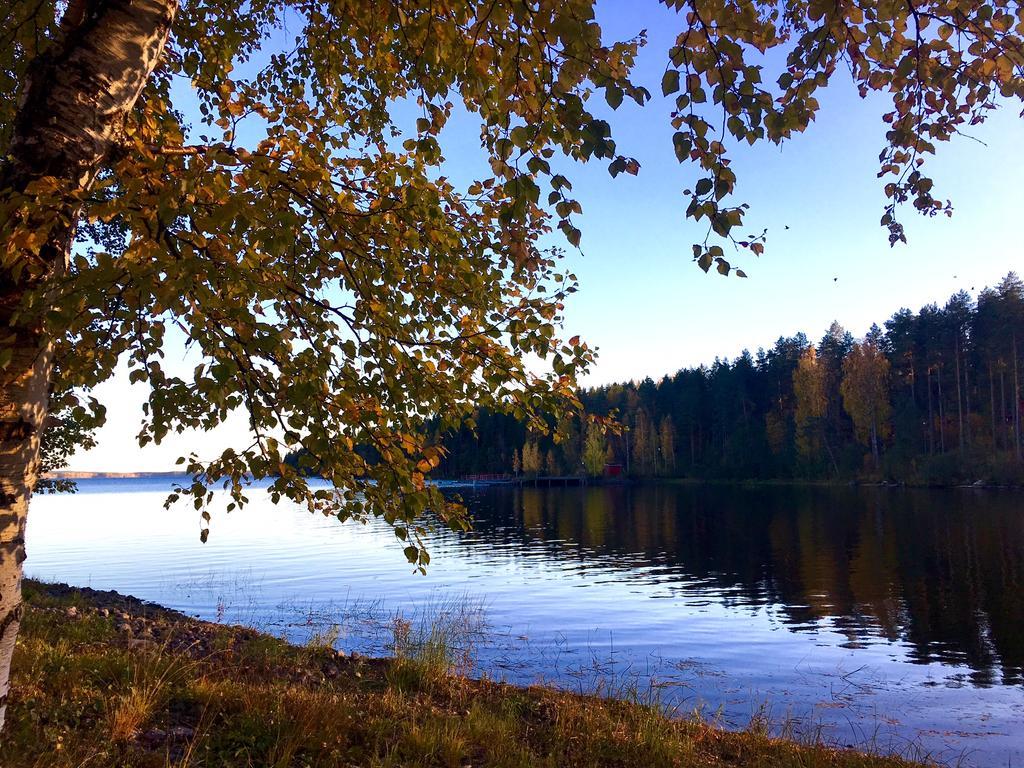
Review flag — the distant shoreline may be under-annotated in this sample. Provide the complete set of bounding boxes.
[43,470,187,480]
[44,470,1022,491]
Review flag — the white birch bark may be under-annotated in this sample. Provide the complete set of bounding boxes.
[0,0,177,730]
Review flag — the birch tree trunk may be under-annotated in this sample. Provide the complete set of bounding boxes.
[937,366,946,453]
[1014,333,1021,461]
[1001,367,1008,450]
[989,360,997,449]
[926,367,934,454]
[963,363,971,449]
[954,339,963,454]
[0,0,177,730]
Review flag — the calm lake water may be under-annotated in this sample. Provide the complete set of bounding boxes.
[26,479,1024,767]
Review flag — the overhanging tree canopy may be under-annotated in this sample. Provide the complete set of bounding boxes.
[1,0,1022,728]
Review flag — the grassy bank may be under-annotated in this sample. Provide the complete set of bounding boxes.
[3,581,927,768]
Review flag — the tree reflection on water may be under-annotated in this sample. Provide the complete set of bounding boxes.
[461,485,1024,686]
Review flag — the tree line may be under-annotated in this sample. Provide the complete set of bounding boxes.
[438,273,1024,484]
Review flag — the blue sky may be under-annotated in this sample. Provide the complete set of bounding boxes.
[65,3,1024,470]
[562,3,1024,384]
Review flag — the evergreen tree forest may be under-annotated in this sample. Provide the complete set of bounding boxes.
[438,274,1024,485]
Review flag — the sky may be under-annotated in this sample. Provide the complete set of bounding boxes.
[65,2,1024,471]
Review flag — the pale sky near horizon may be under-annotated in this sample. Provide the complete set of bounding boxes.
[64,2,1024,472]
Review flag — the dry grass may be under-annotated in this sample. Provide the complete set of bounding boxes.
[108,645,188,742]
[0,580,932,768]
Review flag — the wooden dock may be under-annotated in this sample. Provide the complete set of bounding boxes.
[512,475,589,487]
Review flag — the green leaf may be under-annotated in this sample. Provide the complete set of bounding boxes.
[672,132,691,162]
[662,70,680,96]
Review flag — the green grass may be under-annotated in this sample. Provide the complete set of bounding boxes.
[1,580,930,768]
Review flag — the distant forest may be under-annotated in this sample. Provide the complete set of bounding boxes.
[437,273,1024,485]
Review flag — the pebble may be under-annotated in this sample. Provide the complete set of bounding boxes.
[167,725,195,740]
[140,727,166,746]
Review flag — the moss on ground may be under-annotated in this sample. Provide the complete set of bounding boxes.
[1,580,928,768]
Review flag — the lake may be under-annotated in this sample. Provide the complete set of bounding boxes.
[25,479,1024,767]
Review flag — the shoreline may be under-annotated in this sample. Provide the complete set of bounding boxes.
[655,476,1024,490]
[43,470,1024,493]
[4,579,928,768]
